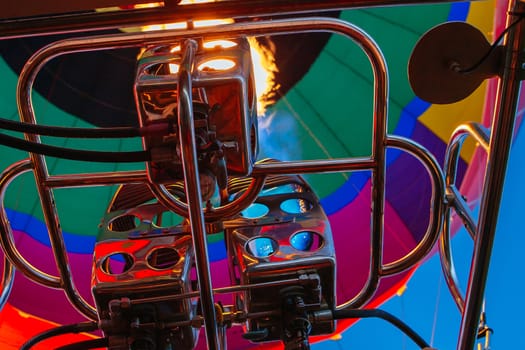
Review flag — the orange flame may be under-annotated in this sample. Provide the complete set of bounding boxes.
[248,38,279,115]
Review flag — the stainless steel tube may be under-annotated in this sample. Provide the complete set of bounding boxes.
[458,0,525,348]
[149,175,266,221]
[43,170,148,188]
[381,135,445,275]
[440,204,465,313]
[16,37,99,323]
[176,39,220,350]
[252,158,377,175]
[0,250,14,311]
[0,160,61,288]
[445,122,490,187]
[0,0,479,39]
[29,180,97,319]
[439,122,487,312]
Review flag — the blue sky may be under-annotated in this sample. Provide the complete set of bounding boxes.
[313,115,525,349]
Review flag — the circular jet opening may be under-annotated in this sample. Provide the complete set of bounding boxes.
[100,252,134,275]
[241,203,269,219]
[147,247,181,270]
[245,236,278,258]
[280,198,313,214]
[290,231,324,252]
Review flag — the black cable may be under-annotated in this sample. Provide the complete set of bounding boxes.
[0,132,150,162]
[0,117,141,138]
[20,321,99,350]
[56,338,110,350]
[332,308,430,349]
[459,13,525,74]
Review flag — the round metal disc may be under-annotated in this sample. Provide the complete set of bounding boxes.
[408,21,492,104]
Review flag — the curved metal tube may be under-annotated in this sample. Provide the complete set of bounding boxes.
[445,122,489,186]
[30,186,96,319]
[381,136,445,275]
[16,17,390,313]
[17,17,393,115]
[149,175,266,221]
[439,122,490,313]
[443,122,488,237]
[456,122,490,151]
[0,160,61,288]
[440,206,465,313]
[0,254,14,310]
[7,103,98,319]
